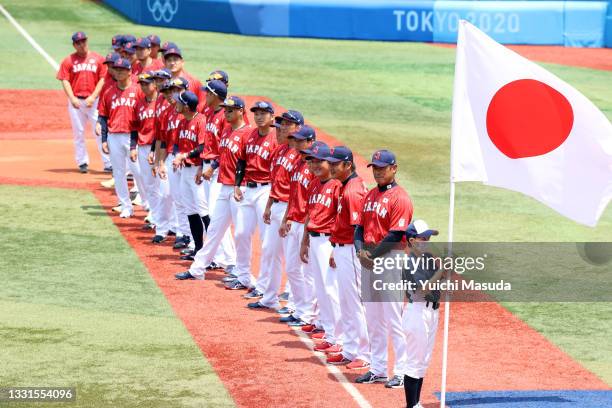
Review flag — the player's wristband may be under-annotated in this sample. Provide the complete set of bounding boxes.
[211,159,219,170]
[99,116,109,143]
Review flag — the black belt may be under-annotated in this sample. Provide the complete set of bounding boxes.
[308,231,331,237]
[184,163,192,167]
[426,301,440,310]
[246,181,269,188]
[331,243,346,247]
[76,96,87,99]
[203,159,211,164]
[272,199,279,203]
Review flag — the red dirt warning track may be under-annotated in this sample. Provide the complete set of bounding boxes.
[0,90,608,408]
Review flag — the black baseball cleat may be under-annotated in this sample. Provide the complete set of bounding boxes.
[103,166,113,173]
[355,371,388,384]
[151,235,165,244]
[180,247,193,255]
[205,262,219,270]
[277,306,294,315]
[221,274,237,283]
[173,236,190,249]
[279,314,299,323]
[278,291,290,302]
[247,301,269,309]
[384,375,404,388]
[180,253,195,261]
[224,280,248,290]
[78,163,88,174]
[167,230,176,236]
[242,289,263,299]
[142,223,156,231]
[175,271,203,280]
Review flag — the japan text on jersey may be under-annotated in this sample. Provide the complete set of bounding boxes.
[206,119,221,137]
[155,103,168,118]
[291,168,311,189]
[220,134,241,154]
[166,118,181,132]
[246,140,272,160]
[73,59,99,73]
[276,152,297,172]
[111,94,137,110]
[179,124,198,142]
[363,197,389,218]
[309,190,334,208]
[139,107,154,121]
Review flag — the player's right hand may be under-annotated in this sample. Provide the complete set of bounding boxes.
[194,168,203,185]
[95,122,101,136]
[158,164,167,180]
[300,242,309,263]
[129,149,137,162]
[329,256,336,268]
[102,142,109,154]
[202,166,214,181]
[263,208,271,224]
[279,220,291,237]
[70,97,81,109]
[147,152,155,165]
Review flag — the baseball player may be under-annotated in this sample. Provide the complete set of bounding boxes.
[111,34,123,52]
[57,31,110,173]
[228,101,277,306]
[354,149,413,387]
[323,146,371,370]
[171,91,213,258]
[278,125,318,327]
[156,78,192,250]
[402,220,442,408]
[132,37,164,75]
[147,35,161,59]
[299,142,344,355]
[163,46,205,111]
[121,41,138,70]
[175,96,251,281]
[98,57,141,218]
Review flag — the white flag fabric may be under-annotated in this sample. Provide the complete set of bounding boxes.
[451,20,612,227]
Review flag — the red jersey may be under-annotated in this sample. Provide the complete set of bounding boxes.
[177,113,207,166]
[238,128,277,184]
[176,70,205,112]
[98,81,140,134]
[57,51,106,97]
[360,183,414,245]
[270,144,300,202]
[331,174,368,245]
[307,178,341,234]
[217,124,252,185]
[286,159,314,223]
[160,107,182,149]
[132,58,164,76]
[200,107,225,160]
[133,93,157,145]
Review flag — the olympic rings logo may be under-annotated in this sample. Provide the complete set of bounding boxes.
[146,0,179,23]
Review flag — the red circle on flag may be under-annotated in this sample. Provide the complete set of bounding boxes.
[486,79,574,159]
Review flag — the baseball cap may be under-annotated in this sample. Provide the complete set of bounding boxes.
[103,52,120,65]
[148,35,161,45]
[113,58,131,70]
[168,77,189,89]
[272,116,283,128]
[160,41,177,52]
[289,125,316,141]
[123,42,136,54]
[367,149,396,167]
[164,47,182,58]
[406,220,439,239]
[301,141,329,159]
[202,79,227,100]
[111,34,123,50]
[250,101,274,114]
[325,146,353,163]
[173,91,199,111]
[72,31,87,43]
[137,72,154,84]
[159,79,173,91]
[151,68,172,80]
[122,34,136,44]
[275,110,304,126]
[207,70,229,85]
[134,37,151,48]
[221,96,245,109]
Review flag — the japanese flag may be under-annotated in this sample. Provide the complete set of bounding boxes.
[451,21,612,227]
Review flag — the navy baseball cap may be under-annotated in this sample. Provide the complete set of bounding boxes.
[250,101,274,114]
[134,37,151,48]
[122,34,136,44]
[159,79,173,91]
[207,70,229,85]
[367,149,396,167]
[221,96,245,109]
[202,80,227,100]
[164,47,182,58]
[151,68,172,80]
[160,41,177,52]
[168,77,189,89]
[72,31,87,43]
[113,58,131,70]
[325,146,353,163]
[301,141,329,159]
[111,34,123,49]
[289,125,316,141]
[174,91,199,111]
[123,42,136,54]
[406,220,439,239]
[272,116,283,128]
[148,34,161,45]
[137,72,154,84]
[103,52,120,65]
[275,110,304,126]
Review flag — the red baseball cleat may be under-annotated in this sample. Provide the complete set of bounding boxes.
[313,341,333,352]
[346,359,370,370]
[326,354,351,365]
[324,344,343,354]
[301,324,317,333]
[311,332,326,340]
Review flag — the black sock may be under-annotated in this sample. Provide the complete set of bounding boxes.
[416,377,424,403]
[187,214,204,253]
[201,215,210,231]
[403,375,419,408]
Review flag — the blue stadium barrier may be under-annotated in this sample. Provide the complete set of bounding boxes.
[102,0,611,47]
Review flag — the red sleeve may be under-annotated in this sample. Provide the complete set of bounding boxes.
[389,193,413,231]
[56,57,71,81]
[132,101,141,132]
[347,181,367,226]
[97,55,108,80]
[197,117,207,145]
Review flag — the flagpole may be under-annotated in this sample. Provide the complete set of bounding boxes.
[440,178,455,408]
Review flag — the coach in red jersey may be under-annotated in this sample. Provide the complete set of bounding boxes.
[98,58,140,219]
[323,146,371,369]
[57,31,109,173]
[354,149,413,388]
[163,46,205,111]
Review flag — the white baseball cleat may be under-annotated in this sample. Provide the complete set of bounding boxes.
[100,178,115,188]
[131,194,143,207]
[119,208,133,218]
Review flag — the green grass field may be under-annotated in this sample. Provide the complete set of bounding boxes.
[0,0,610,398]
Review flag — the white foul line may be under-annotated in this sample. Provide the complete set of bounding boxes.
[0,4,59,71]
[291,327,373,408]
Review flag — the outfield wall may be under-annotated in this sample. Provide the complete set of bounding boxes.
[103,0,612,47]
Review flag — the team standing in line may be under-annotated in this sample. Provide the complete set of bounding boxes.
[58,31,445,408]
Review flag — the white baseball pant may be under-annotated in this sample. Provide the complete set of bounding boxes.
[189,184,239,278]
[179,165,208,217]
[155,173,176,236]
[107,133,140,211]
[233,184,270,288]
[285,221,317,323]
[333,244,370,362]
[137,146,159,223]
[401,301,439,379]
[203,164,236,267]
[165,154,191,239]
[67,98,111,168]
[258,201,287,307]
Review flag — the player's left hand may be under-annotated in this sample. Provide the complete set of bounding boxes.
[147,152,155,165]
[129,149,137,162]
[329,256,336,268]
[195,168,203,185]
[95,122,101,136]
[102,142,109,154]
[172,155,184,171]
[202,166,214,181]
[84,96,95,107]
[358,249,374,270]
[300,242,309,263]
[233,187,243,202]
